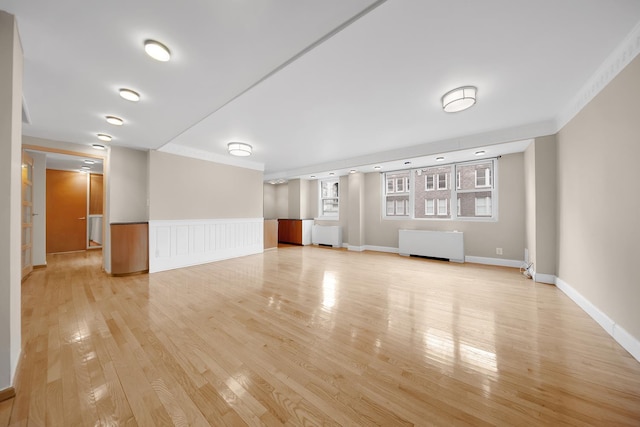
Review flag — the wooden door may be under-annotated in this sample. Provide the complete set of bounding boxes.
[46,169,87,253]
[21,151,34,279]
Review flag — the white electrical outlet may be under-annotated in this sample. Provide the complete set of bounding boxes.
[496,247,503,255]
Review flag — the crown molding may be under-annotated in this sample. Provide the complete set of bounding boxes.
[556,20,640,131]
[159,142,264,172]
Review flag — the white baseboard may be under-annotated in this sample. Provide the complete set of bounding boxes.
[533,273,556,285]
[347,245,365,252]
[556,277,640,362]
[365,245,399,254]
[464,256,523,268]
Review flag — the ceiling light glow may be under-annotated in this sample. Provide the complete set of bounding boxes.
[227,142,252,156]
[92,144,106,150]
[106,115,124,125]
[144,40,171,62]
[97,133,112,142]
[442,86,477,113]
[119,88,140,102]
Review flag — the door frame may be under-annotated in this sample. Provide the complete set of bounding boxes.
[23,144,108,268]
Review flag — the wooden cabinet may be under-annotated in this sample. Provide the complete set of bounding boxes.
[277,219,313,245]
[264,219,278,250]
[110,222,148,275]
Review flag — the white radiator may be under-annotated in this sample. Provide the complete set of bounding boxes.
[312,225,342,248]
[398,230,464,263]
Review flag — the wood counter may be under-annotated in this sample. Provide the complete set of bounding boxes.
[110,222,149,275]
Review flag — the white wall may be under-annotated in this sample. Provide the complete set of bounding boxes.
[556,53,640,349]
[0,10,22,390]
[31,151,47,266]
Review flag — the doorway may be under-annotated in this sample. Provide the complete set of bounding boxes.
[23,146,106,261]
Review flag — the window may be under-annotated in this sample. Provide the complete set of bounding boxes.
[319,179,339,218]
[475,167,491,188]
[384,171,410,217]
[386,178,395,193]
[437,199,448,215]
[425,175,434,191]
[383,159,496,221]
[475,196,492,216]
[437,173,448,190]
[425,199,435,215]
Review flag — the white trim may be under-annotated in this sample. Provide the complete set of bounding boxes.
[557,21,640,131]
[159,143,264,171]
[148,218,263,273]
[347,245,365,252]
[362,245,399,254]
[533,273,555,285]
[556,277,640,362]
[464,256,522,268]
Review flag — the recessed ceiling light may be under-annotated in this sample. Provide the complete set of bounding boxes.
[349,170,356,174]
[92,144,106,150]
[329,172,335,176]
[475,150,486,156]
[106,115,124,126]
[81,166,90,170]
[227,142,252,156]
[310,175,316,178]
[436,157,445,162]
[84,160,95,164]
[374,166,381,170]
[442,86,477,113]
[144,39,171,62]
[97,133,112,142]
[119,88,140,102]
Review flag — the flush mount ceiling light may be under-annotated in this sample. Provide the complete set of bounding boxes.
[144,39,171,62]
[106,115,124,126]
[92,144,106,150]
[442,86,477,113]
[81,166,90,170]
[97,133,112,142]
[349,170,357,174]
[84,160,95,164]
[227,142,252,157]
[475,150,486,156]
[374,166,381,170]
[436,156,445,162]
[119,88,140,102]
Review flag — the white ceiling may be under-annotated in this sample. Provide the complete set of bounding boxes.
[4,0,640,180]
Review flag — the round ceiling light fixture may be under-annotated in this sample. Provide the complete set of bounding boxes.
[442,86,477,113]
[227,142,252,157]
[106,115,124,125]
[97,133,112,142]
[144,39,171,62]
[436,156,445,162]
[119,88,140,102]
[92,144,106,150]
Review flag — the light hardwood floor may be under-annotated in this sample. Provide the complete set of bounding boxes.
[4,247,640,426]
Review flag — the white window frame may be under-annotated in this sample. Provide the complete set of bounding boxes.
[425,199,435,216]
[475,167,491,188]
[396,177,405,193]
[437,199,448,216]
[386,178,395,194]
[318,178,339,220]
[437,173,448,190]
[425,174,435,191]
[475,196,492,216]
[382,159,497,221]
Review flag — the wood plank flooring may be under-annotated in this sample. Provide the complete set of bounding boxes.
[5,246,640,426]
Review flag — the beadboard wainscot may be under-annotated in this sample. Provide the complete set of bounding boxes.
[148,218,263,273]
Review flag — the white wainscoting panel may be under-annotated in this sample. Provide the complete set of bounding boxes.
[149,218,263,273]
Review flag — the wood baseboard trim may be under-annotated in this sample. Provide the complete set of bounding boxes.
[0,387,16,402]
[33,264,47,270]
[110,270,149,278]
